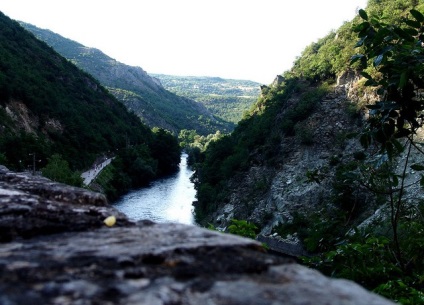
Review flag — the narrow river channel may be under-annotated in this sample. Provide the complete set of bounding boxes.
[113,153,196,225]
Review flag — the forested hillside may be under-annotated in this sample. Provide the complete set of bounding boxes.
[21,23,232,135]
[151,74,261,124]
[192,0,424,303]
[0,11,180,197]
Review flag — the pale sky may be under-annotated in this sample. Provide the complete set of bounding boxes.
[0,0,368,84]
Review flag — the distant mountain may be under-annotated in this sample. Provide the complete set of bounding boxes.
[21,22,232,135]
[0,11,180,179]
[152,74,261,124]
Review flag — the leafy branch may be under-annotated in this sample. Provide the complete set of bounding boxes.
[351,8,424,268]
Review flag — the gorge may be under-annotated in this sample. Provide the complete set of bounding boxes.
[1,1,424,303]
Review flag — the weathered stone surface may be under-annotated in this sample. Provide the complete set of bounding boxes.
[0,166,395,304]
[0,166,131,241]
[0,222,394,305]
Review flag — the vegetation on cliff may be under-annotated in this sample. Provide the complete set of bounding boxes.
[305,7,424,303]
[193,78,329,221]
[193,0,424,303]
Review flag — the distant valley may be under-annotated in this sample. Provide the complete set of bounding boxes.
[21,22,260,135]
[152,74,261,124]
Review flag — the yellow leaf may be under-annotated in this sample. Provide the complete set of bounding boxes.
[104,215,116,227]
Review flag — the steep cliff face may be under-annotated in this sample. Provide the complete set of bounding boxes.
[202,71,424,256]
[204,75,371,231]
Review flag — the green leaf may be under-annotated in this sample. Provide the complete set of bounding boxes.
[373,54,384,67]
[354,36,367,47]
[411,164,424,171]
[405,19,421,29]
[364,79,376,86]
[354,22,370,34]
[366,104,380,110]
[391,139,404,153]
[404,28,418,36]
[350,54,365,64]
[359,9,368,21]
[399,71,408,89]
[410,9,424,23]
[360,71,373,80]
[394,27,415,42]
[386,142,394,159]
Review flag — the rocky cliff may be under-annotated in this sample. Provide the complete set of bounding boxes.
[0,165,394,304]
[205,74,365,229]
[201,72,424,258]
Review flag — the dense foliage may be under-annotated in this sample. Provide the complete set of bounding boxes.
[93,128,181,200]
[0,12,181,194]
[41,154,83,187]
[303,6,424,303]
[291,0,424,83]
[178,129,223,165]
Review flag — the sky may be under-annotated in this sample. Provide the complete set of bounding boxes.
[0,0,368,84]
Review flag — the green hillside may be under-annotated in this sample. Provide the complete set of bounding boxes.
[20,23,233,135]
[0,11,180,196]
[151,74,261,124]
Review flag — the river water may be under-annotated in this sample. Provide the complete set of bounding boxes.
[113,153,196,225]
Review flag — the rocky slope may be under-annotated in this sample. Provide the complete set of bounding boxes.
[204,72,424,250]
[0,165,394,305]
[202,73,362,227]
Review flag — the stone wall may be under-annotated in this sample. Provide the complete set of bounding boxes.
[0,166,395,304]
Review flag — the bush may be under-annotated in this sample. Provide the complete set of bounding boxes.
[227,219,258,239]
[41,154,83,187]
[294,123,314,145]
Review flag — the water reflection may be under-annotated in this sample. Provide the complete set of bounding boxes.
[114,153,196,225]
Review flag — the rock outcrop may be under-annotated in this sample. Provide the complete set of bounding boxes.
[0,166,395,304]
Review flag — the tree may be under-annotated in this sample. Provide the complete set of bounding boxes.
[178,129,198,149]
[151,128,181,175]
[351,8,424,268]
[41,154,83,187]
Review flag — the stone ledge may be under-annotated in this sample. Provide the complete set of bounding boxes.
[0,222,394,305]
[0,166,130,241]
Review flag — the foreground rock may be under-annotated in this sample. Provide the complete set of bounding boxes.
[0,165,131,242]
[0,166,394,304]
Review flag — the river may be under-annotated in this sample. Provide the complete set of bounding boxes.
[113,153,196,225]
